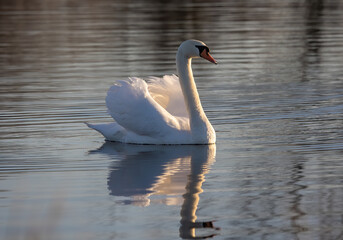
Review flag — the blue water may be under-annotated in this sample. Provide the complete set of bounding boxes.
[1,0,343,239]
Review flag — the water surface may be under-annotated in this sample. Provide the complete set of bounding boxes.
[1,0,343,239]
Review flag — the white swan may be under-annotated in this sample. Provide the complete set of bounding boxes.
[87,40,217,144]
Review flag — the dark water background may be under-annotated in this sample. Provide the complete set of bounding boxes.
[1,0,343,239]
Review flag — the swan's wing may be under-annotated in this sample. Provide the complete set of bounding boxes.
[106,77,182,138]
[147,75,188,118]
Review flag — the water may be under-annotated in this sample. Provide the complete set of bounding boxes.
[1,0,343,239]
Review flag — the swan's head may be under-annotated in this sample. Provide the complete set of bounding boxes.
[178,39,217,64]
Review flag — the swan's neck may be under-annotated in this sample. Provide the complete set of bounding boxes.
[176,53,209,129]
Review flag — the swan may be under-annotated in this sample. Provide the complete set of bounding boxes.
[87,39,217,144]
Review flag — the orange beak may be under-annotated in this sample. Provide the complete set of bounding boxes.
[200,50,217,64]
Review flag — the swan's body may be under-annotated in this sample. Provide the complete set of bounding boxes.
[87,40,217,144]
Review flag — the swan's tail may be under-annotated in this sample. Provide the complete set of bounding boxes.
[85,122,103,133]
[85,122,126,142]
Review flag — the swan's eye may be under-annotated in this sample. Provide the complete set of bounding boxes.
[196,45,210,56]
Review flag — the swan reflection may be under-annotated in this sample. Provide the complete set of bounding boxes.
[91,142,219,239]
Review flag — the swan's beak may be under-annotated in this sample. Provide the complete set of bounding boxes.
[200,50,217,64]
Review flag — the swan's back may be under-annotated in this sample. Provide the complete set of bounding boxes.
[147,75,188,118]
